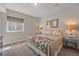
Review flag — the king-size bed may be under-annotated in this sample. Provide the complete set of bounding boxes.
[26,29,64,56]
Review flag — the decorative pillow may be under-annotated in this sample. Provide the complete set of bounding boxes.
[52,29,60,36]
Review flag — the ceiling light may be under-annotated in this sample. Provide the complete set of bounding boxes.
[34,3,38,6]
[32,0,39,6]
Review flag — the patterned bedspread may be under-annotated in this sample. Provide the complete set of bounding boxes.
[26,30,63,56]
[26,35,55,56]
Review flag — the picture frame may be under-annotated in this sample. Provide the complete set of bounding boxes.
[51,19,58,28]
[46,19,58,28]
[46,21,50,27]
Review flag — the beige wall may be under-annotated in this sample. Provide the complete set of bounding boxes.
[0,3,6,37]
[0,12,5,35]
[6,9,39,35]
[40,4,79,31]
[3,9,39,45]
[1,7,39,45]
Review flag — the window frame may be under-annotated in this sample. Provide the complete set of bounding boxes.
[7,21,24,32]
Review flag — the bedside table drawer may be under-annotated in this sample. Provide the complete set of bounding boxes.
[64,37,78,49]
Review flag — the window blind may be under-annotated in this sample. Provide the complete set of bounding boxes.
[7,16,24,23]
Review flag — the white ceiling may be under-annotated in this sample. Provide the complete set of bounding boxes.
[5,3,77,19]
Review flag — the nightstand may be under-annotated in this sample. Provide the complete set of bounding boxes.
[64,37,78,49]
[63,30,79,49]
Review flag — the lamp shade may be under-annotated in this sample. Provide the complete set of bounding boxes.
[66,21,76,31]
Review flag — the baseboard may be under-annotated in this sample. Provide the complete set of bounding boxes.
[3,40,26,47]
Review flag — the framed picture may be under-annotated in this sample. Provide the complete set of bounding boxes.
[51,19,58,28]
[46,21,50,27]
[46,19,58,28]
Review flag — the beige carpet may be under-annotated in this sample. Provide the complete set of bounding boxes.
[3,42,37,56]
[2,42,79,56]
[58,46,79,56]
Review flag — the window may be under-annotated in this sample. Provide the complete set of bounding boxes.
[7,16,24,32]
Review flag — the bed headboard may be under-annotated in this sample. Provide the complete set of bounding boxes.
[42,29,61,36]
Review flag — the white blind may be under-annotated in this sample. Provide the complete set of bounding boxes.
[7,16,24,32]
[7,16,24,23]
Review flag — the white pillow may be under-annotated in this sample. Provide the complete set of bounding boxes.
[52,30,60,36]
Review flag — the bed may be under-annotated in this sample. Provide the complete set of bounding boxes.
[26,29,64,56]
